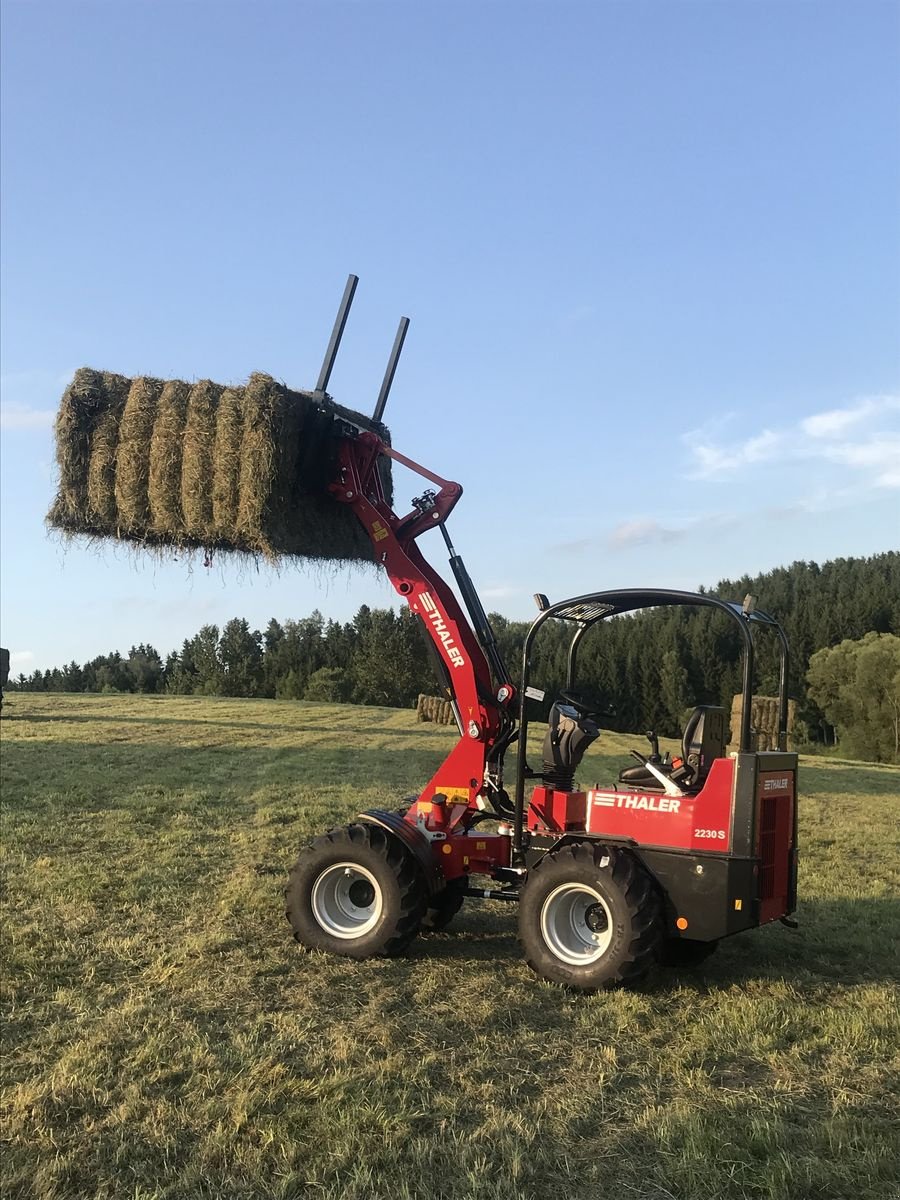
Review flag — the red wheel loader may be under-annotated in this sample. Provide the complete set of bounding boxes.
[285,283,799,991]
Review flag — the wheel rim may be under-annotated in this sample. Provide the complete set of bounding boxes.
[540,882,613,965]
[310,862,383,939]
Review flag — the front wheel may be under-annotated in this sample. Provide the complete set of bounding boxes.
[518,842,662,990]
[286,823,427,959]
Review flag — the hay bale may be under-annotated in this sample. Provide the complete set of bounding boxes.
[211,386,244,538]
[730,694,798,750]
[148,380,190,537]
[48,368,392,564]
[115,377,163,533]
[416,694,455,725]
[180,379,221,540]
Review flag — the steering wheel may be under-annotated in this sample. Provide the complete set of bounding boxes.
[558,690,615,720]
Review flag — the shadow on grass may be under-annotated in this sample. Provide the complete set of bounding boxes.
[399,896,900,986]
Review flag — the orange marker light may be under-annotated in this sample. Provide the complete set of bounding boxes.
[442,844,452,855]
[676,917,689,931]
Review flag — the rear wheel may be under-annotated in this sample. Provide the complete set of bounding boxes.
[518,842,662,990]
[286,823,426,958]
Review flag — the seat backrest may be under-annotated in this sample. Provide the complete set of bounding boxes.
[682,706,728,786]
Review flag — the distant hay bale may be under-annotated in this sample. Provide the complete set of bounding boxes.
[730,694,798,751]
[48,368,393,564]
[416,693,455,725]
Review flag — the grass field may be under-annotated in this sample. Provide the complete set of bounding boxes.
[2,693,898,1200]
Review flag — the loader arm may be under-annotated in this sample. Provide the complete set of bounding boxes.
[331,431,516,821]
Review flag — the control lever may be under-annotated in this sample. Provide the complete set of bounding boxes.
[640,759,686,798]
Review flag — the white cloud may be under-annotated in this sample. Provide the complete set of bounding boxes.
[685,394,900,489]
[820,433,900,488]
[10,651,35,668]
[608,518,685,549]
[800,395,900,439]
[0,369,72,432]
[0,402,55,430]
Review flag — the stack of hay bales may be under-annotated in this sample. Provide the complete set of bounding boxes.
[729,694,797,751]
[416,694,456,725]
[47,368,392,564]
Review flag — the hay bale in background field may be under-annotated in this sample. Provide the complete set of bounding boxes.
[48,369,392,564]
[416,694,456,725]
[729,694,797,750]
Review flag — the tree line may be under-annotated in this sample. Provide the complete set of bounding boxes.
[8,551,900,757]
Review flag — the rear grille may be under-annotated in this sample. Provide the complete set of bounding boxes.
[758,795,778,899]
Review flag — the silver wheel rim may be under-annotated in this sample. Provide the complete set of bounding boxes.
[310,862,383,939]
[540,882,613,965]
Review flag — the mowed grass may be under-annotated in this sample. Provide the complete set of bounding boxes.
[1,694,898,1200]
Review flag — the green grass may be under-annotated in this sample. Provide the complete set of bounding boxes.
[2,692,898,1200]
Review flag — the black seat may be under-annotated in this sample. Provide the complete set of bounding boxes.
[618,706,728,791]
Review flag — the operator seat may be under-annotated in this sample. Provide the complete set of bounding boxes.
[618,705,728,791]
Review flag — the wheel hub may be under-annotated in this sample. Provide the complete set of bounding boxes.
[311,862,383,939]
[540,883,614,965]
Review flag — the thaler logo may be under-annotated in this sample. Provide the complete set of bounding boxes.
[419,592,466,669]
[591,791,681,813]
[763,777,790,792]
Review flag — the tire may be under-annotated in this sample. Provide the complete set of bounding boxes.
[659,937,719,968]
[421,876,467,933]
[518,842,662,990]
[286,823,427,959]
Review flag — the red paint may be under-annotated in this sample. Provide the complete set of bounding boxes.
[585,758,736,852]
[527,786,588,832]
[332,436,514,811]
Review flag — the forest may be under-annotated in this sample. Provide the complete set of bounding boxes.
[8,551,900,752]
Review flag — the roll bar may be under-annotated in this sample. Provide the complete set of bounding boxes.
[512,588,791,859]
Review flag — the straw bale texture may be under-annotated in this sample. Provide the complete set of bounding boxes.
[148,381,190,537]
[115,376,163,533]
[416,694,455,725]
[729,694,798,751]
[48,369,392,564]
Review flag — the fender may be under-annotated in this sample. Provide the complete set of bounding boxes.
[357,809,444,897]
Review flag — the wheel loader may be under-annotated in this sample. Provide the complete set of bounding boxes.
[285,285,799,991]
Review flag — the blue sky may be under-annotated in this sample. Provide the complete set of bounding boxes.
[2,0,898,675]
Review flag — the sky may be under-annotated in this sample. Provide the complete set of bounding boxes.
[1,0,898,676]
